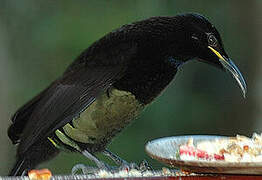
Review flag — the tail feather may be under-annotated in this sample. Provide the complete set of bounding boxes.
[9,139,60,176]
[9,157,29,176]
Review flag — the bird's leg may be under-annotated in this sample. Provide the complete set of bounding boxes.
[72,150,110,174]
[102,149,153,171]
[102,149,128,165]
[82,150,109,169]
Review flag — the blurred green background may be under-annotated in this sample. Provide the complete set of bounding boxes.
[1,0,262,175]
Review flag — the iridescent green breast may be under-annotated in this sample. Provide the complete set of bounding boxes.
[52,88,144,149]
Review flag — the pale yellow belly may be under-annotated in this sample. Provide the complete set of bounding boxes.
[61,88,144,145]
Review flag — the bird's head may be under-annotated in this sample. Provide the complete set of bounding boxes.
[175,13,247,97]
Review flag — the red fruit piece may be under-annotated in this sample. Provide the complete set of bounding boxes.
[179,145,196,156]
[214,154,225,160]
[196,149,210,159]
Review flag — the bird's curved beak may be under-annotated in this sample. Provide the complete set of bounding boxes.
[208,46,247,98]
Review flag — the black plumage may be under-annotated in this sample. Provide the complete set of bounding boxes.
[8,13,246,175]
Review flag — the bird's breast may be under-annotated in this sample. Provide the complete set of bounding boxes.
[61,88,144,146]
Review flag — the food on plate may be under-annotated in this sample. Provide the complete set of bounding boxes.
[178,133,262,162]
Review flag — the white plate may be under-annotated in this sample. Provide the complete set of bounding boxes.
[145,135,262,175]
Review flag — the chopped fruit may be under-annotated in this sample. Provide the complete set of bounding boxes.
[214,154,225,160]
[243,145,249,151]
[196,149,210,159]
[179,133,262,162]
[179,145,224,161]
[179,145,196,156]
[219,148,226,155]
[28,169,52,180]
[180,169,191,175]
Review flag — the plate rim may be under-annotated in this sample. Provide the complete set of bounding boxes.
[145,135,262,167]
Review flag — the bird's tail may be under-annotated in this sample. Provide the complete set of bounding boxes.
[9,157,30,176]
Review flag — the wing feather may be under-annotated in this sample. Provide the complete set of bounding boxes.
[18,65,125,155]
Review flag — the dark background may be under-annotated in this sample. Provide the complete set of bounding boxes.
[1,0,261,175]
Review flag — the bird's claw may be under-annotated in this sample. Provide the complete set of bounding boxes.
[72,163,110,175]
[118,162,138,171]
[119,159,153,172]
[72,164,91,174]
[138,159,153,171]
[72,160,153,175]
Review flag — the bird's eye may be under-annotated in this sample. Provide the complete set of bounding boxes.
[208,34,218,47]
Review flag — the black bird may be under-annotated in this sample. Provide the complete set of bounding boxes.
[8,13,247,176]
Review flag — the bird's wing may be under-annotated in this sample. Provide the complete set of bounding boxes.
[8,83,55,144]
[17,64,125,155]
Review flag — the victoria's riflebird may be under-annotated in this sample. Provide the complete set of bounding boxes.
[8,13,247,176]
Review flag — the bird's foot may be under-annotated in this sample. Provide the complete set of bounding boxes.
[118,159,153,172]
[72,164,97,175]
[139,159,153,171]
[72,160,152,175]
[73,149,113,174]
[72,163,112,175]
[74,149,153,175]
[102,149,153,172]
